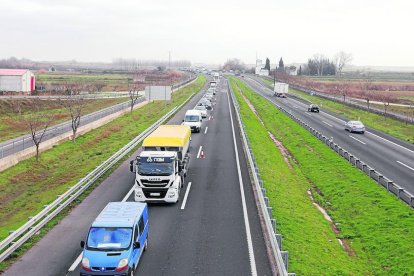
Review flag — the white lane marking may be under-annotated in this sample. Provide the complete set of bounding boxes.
[68,180,137,272]
[204,127,208,134]
[349,135,366,145]
[226,88,258,276]
[197,145,203,159]
[208,115,212,121]
[68,252,83,272]
[366,132,414,155]
[397,161,414,172]
[180,182,192,210]
[322,121,333,127]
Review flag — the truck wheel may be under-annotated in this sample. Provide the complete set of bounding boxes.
[144,238,148,251]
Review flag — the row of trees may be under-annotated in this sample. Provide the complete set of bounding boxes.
[299,52,352,76]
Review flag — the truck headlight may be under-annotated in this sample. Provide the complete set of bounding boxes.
[168,189,177,198]
[115,258,129,272]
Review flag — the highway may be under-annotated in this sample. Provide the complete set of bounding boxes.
[244,75,414,195]
[4,78,274,275]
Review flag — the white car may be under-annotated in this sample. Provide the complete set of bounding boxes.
[194,105,208,118]
[345,120,365,134]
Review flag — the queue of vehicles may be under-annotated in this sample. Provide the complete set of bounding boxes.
[79,77,219,276]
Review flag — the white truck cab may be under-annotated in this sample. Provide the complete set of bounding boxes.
[182,109,202,133]
[132,151,182,203]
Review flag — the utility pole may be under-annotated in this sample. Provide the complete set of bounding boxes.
[273,64,276,87]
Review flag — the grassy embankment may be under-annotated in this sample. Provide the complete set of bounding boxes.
[0,75,206,253]
[230,76,414,275]
[0,98,129,142]
[261,78,414,144]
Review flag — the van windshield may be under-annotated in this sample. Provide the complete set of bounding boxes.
[185,115,200,122]
[87,227,132,251]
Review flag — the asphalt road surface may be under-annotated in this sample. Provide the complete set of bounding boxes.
[244,75,414,195]
[5,77,273,276]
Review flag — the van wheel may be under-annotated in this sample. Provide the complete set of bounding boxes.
[128,267,135,276]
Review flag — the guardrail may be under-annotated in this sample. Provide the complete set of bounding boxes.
[0,92,196,262]
[227,80,294,276]
[0,75,198,160]
[256,89,414,209]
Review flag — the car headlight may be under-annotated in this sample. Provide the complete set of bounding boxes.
[81,257,91,271]
[116,258,129,272]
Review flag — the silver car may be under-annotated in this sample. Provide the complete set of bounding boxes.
[194,105,208,118]
[345,120,365,134]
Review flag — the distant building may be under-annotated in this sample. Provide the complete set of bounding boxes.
[255,59,269,76]
[286,66,297,76]
[0,69,36,94]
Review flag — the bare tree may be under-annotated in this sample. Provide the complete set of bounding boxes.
[335,51,352,77]
[59,83,86,142]
[94,82,105,92]
[334,82,350,102]
[313,54,326,76]
[128,76,141,112]
[24,99,55,161]
[359,78,374,109]
[379,93,394,115]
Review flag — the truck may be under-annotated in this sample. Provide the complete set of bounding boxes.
[209,81,217,89]
[274,82,289,98]
[213,72,220,81]
[130,125,191,203]
[80,202,149,276]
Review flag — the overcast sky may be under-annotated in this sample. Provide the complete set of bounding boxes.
[0,0,413,67]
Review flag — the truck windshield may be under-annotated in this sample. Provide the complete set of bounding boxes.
[185,115,200,122]
[86,227,132,251]
[138,162,174,176]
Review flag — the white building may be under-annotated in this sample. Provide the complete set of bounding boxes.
[0,69,36,94]
[255,59,269,76]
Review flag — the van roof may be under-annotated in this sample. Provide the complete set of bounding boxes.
[185,109,202,115]
[92,202,146,228]
[143,125,191,148]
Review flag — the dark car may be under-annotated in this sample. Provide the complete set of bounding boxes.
[308,104,319,113]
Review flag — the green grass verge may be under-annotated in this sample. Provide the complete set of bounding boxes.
[0,97,129,142]
[0,75,206,244]
[230,76,414,275]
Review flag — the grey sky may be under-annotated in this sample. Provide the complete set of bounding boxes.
[0,0,413,66]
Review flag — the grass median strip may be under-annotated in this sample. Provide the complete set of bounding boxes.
[230,77,414,275]
[0,75,206,247]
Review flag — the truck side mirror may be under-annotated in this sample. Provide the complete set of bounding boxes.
[80,241,85,248]
[129,160,135,173]
[133,241,141,249]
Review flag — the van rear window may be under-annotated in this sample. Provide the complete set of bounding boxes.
[87,227,132,251]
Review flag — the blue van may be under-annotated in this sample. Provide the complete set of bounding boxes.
[80,202,149,276]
